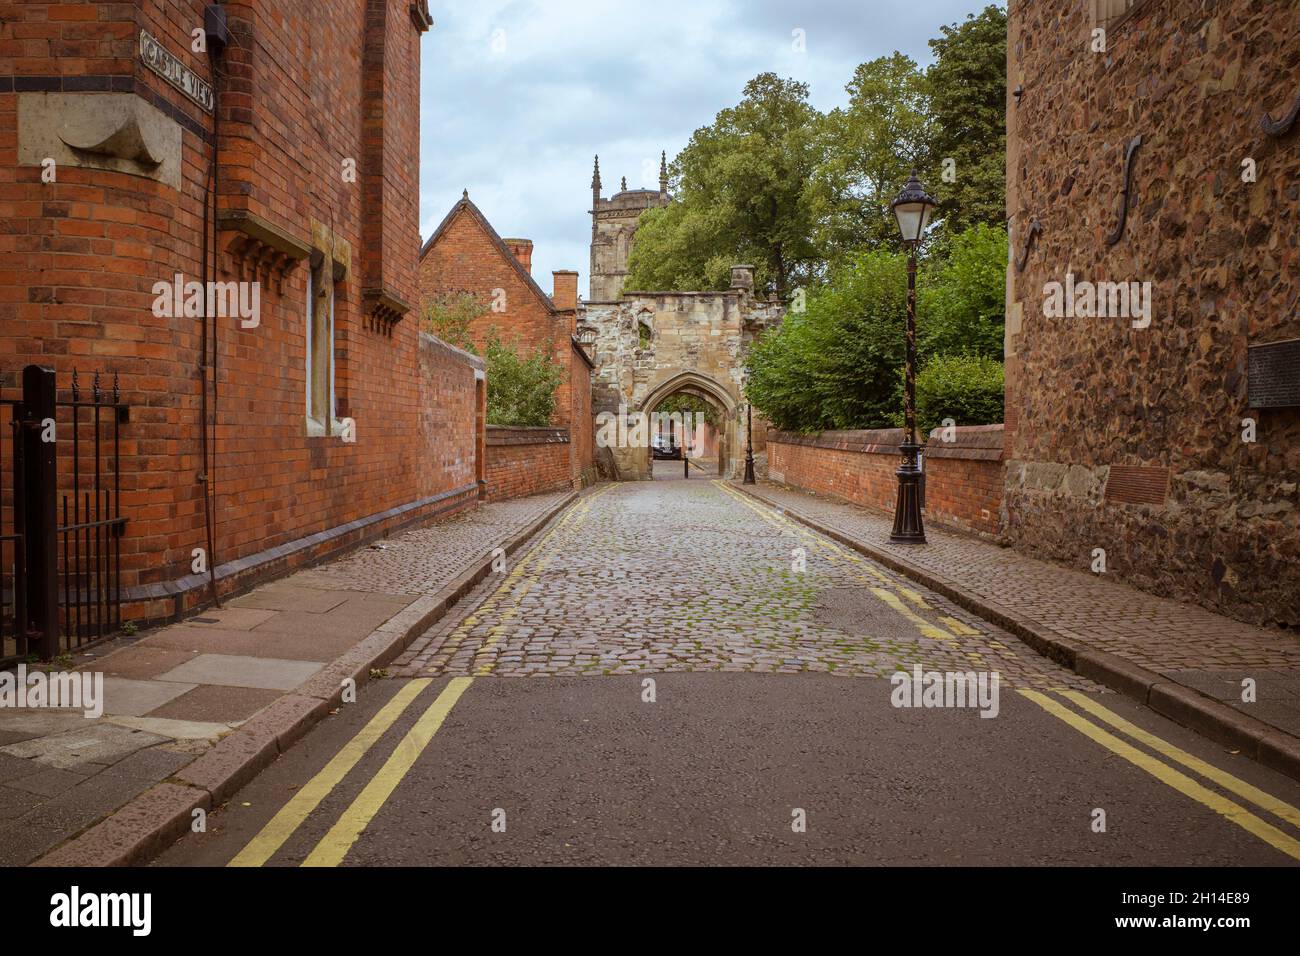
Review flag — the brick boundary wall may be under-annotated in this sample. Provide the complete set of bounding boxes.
[767,425,1006,538]
[485,426,573,502]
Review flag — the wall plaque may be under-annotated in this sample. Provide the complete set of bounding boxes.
[139,30,213,113]
[1248,338,1300,409]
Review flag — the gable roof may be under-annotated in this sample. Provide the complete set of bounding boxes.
[420,194,557,315]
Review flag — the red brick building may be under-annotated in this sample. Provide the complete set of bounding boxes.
[0,1,484,631]
[418,195,595,499]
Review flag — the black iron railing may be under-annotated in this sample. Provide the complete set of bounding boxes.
[2,365,128,666]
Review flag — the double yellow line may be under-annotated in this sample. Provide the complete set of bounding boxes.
[720,480,1300,861]
[230,488,613,867]
[1020,689,1300,861]
[716,481,977,660]
[228,676,471,867]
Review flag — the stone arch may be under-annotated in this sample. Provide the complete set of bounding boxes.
[639,371,739,478]
[639,370,736,417]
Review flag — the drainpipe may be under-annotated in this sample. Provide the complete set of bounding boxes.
[198,4,229,608]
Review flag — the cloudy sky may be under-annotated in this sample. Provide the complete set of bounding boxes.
[418,0,997,300]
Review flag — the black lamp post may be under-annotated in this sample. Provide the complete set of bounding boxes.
[889,171,936,544]
[743,403,756,484]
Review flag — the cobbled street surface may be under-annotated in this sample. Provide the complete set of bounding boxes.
[157,472,1300,867]
[395,468,1095,686]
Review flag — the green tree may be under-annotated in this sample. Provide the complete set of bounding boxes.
[813,54,934,260]
[421,292,483,352]
[926,4,1007,233]
[657,393,720,429]
[745,248,908,432]
[914,353,1004,436]
[624,73,825,297]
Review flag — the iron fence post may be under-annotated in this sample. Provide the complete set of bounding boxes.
[19,365,59,659]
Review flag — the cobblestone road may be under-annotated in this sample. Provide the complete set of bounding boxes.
[395,473,1097,689]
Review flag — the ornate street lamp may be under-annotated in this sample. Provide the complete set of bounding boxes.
[743,403,756,484]
[889,171,936,544]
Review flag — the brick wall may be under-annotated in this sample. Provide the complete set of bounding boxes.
[568,340,595,487]
[0,1,471,625]
[767,426,1005,538]
[419,199,594,490]
[484,426,572,502]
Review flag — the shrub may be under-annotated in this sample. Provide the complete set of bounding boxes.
[484,336,565,427]
[917,222,1007,361]
[914,353,1003,438]
[745,248,907,432]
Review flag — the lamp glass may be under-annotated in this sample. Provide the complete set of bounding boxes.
[893,200,933,244]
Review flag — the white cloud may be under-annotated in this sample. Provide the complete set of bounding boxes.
[418,0,998,298]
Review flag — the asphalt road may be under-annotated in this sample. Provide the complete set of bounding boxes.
[155,476,1300,867]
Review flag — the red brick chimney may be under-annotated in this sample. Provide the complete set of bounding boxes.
[552,270,578,311]
[503,238,533,273]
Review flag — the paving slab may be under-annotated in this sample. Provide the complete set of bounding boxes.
[143,624,356,661]
[144,683,280,723]
[106,715,232,742]
[0,711,91,738]
[6,766,90,796]
[229,585,350,614]
[95,645,199,680]
[182,606,279,630]
[0,784,42,820]
[250,603,415,640]
[0,722,169,770]
[155,654,323,691]
[0,750,42,784]
[101,676,198,716]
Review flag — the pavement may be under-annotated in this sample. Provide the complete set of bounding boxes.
[142,467,1300,867]
[735,478,1300,779]
[0,490,572,867]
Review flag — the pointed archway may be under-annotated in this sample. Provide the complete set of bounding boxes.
[638,371,740,479]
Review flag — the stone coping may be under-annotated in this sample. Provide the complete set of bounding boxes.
[486,425,570,446]
[769,424,1005,462]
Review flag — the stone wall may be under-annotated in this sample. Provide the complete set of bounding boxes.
[588,156,668,302]
[0,1,470,625]
[484,426,572,502]
[580,274,783,480]
[1005,0,1300,627]
[768,426,1005,538]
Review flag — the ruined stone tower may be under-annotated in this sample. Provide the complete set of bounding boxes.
[588,152,669,302]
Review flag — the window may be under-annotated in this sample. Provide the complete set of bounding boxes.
[305,252,335,435]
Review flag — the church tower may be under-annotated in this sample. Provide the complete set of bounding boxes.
[588,152,670,302]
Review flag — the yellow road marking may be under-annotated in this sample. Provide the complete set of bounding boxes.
[228,678,432,868]
[303,676,474,867]
[1019,689,1300,861]
[941,616,981,635]
[897,587,931,609]
[718,483,1015,665]
[430,485,614,672]
[1058,689,1300,830]
[470,484,614,674]
[870,587,964,647]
